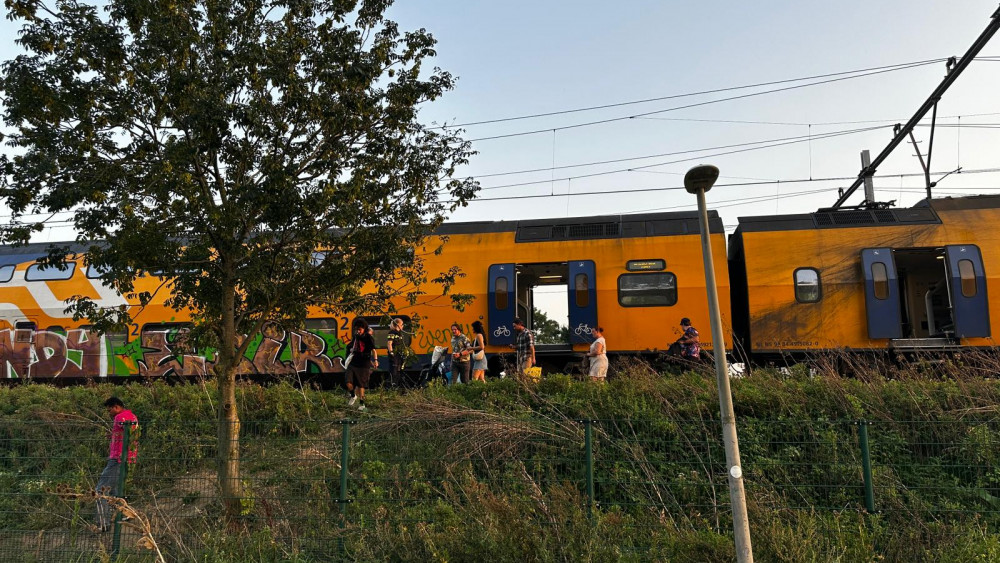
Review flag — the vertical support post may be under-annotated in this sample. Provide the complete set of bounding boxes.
[859,420,876,513]
[111,422,132,560]
[685,164,753,563]
[337,420,353,558]
[583,420,595,519]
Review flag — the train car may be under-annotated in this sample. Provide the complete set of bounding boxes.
[0,210,731,379]
[728,194,999,361]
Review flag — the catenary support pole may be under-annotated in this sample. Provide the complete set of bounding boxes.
[686,164,753,562]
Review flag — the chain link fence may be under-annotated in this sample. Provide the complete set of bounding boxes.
[2,413,999,561]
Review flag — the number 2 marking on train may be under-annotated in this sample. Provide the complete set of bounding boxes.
[130,323,139,336]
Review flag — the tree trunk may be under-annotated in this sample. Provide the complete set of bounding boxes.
[217,282,244,520]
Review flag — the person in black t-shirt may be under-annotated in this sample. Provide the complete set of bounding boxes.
[346,318,377,411]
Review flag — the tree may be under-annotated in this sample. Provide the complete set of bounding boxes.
[0,0,476,516]
[532,307,569,344]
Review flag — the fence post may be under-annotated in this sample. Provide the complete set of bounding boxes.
[111,422,133,560]
[336,420,354,559]
[581,419,595,519]
[858,420,876,513]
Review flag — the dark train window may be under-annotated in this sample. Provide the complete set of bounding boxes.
[25,262,76,281]
[14,321,35,343]
[871,262,889,300]
[46,326,67,336]
[495,277,509,310]
[0,265,14,283]
[794,268,821,303]
[574,273,589,308]
[958,259,977,297]
[357,316,412,349]
[618,273,677,307]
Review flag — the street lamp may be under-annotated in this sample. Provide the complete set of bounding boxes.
[684,164,754,563]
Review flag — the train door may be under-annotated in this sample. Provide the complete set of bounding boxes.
[568,260,597,344]
[944,245,990,338]
[488,264,516,346]
[861,248,903,339]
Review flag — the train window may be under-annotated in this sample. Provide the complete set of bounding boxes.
[871,262,889,300]
[25,262,76,281]
[86,264,109,279]
[958,259,977,297]
[0,265,14,283]
[357,316,412,348]
[574,273,590,308]
[617,273,677,307]
[304,318,338,332]
[14,321,35,343]
[141,323,193,350]
[46,326,67,336]
[495,277,509,310]
[794,268,821,303]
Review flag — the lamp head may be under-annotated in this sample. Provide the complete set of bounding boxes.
[684,164,720,194]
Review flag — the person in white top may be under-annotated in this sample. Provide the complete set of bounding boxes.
[586,327,608,381]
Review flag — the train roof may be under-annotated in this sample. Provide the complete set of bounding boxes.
[436,210,725,241]
[733,194,1000,234]
[0,210,725,259]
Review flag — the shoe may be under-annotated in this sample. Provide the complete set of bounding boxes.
[358,403,367,412]
[347,395,357,406]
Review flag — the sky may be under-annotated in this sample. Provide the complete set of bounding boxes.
[383,0,1000,228]
[3,1,1000,324]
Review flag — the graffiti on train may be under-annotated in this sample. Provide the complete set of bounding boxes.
[0,327,348,378]
[413,323,474,351]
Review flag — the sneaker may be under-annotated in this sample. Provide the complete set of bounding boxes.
[358,403,367,412]
[347,395,357,406]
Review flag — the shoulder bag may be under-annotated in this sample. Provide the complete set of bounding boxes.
[473,334,486,361]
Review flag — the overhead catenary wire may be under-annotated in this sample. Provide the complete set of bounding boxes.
[436,166,1000,205]
[435,57,999,130]
[475,125,889,191]
[465,59,956,142]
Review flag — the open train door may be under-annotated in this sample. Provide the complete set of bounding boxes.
[567,260,597,344]
[861,248,903,339]
[945,245,990,338]
[488,263,516,346]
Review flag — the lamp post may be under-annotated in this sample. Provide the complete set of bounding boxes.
[684,164,753,562]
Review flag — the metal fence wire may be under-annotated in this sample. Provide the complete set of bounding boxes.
[2,416,1000,561]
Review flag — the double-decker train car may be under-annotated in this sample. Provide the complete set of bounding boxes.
[0,210,731,379]
[728,195,998,361]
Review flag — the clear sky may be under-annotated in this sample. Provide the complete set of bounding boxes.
[383,0,1000,228]
[3,1,1000,323]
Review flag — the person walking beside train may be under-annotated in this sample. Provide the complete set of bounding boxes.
[586,327,608,381]
[677,318,701,360]
[346,318,377,411]
[470,320,487,382]
[511,317,535,376]
[449,323,472,385]
[96,397,138,532]
[386,318,406,388]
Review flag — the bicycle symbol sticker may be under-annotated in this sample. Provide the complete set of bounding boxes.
[573,323,593,336]
[493,325,511,337]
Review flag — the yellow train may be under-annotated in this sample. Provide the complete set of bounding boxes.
[2,193,998,379]
[0,210,731,378]
[728,195,998,361]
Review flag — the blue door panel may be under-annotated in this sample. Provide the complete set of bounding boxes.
[488,263,516,346]
[860,248,902,339]
[945,245,990,338]
[568,260,598,344]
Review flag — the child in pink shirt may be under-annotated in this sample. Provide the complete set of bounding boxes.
[96,397,138,531]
